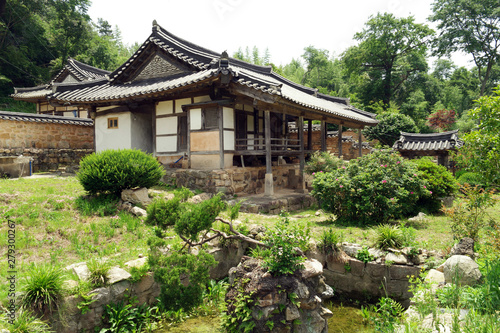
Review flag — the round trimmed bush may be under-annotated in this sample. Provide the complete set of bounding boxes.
[411,158,459,213]
[77,149,165,195]
[311,150,429,225]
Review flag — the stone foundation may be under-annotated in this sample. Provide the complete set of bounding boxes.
[163,165,303,195]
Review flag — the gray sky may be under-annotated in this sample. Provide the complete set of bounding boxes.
[88,0,472,68]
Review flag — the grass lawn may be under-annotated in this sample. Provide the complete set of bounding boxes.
[1,175,499,308]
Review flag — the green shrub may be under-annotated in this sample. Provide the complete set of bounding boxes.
[261,212,309,276]
[356,246,374,263]
[77,149,165,195]
[458,172,485,188]
[146,197,181,228]
[148,244,216,312]
[21,264,65,317]
[412,158,459,213]
[172,186,194,202]
[442,184,497,242]
[374,224,404,250]
[312,150,429,225]
[305,151,344,175]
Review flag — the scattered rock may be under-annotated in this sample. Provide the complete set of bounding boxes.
[443,255,482,286]
[450,237,475,258]
[386,252,408,265]
[315,210,322,216]
[121,187,151,206]
[424,269,445,285]
[368,248,386,259]
[320,284,335,300]
[188,192,212,204]
[408,212,427,222]
[66,262,90,281]
[341,243,362,258]
[124,257,147,269]
[131,206,147,217]
[117,200,133,212]
[107,267,132,285]
[301,259,323,279]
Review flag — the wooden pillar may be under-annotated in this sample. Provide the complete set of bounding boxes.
[307,119,312,151]
[358,128,363,157]
[219,106,225,169]
[338,124,343,158]
[187,111,191,169]
[298,115,306,192]
[321,120,326,152]
[265,110,274,196]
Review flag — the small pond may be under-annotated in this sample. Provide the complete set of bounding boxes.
[153,301,374,332]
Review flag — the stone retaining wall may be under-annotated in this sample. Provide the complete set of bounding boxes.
[0,112,94,172]
[52,273,160,333]
[163,165,302,195]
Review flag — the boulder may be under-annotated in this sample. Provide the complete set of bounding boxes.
[424,269,445,285]
[131,206,147,217]
[107,267,132,285]
[386,252,408,265]
[301,259,323,279]
[443,255,482,286]
[341,243,362,258]
[124,257,147,269]
[121,187,151,206]
[187,192,212,204]
[450,237,474,258]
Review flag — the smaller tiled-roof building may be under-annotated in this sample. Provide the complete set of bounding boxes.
[393,130,464,167]
[12,58,110,118]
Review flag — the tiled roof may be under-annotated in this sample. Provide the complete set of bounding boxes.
[393,130,464,151]
[11,85,52,101]
[15,22,378,127]
[0,111,93,126]
[51,69,219,102]
[53,58,110,82]
[13,59,109,101]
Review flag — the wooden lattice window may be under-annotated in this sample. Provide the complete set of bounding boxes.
[203,107,218,129]
[108,117,118,129]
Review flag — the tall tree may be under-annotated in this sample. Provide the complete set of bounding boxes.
[343,13,434,111]
[430,0,500,96]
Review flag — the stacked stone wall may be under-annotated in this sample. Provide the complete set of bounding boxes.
[0,118,94,172]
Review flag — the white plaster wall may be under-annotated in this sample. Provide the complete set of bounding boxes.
[193,95,211,103]
[156,136,177,152]
[157,101,173,115]
[95,112,132,152]
[224,130,235,150]
[156,117,177,135]
[223,107,234,129]
[190,108,202,130]
[175,98,191,113]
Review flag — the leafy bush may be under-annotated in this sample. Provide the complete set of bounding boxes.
[374,224,404,250]
[356,246,374,263]
[312,150,428,225]
[261,212,309,276]
[458,172,485,188]
[363,113,418,147]
[77,149,165,195]
[148,244,216,312]
[412,157,459,213]
[305,151,344,175]
[172,187,194,201]
[100,301,160,333]
[21,264,65,317]
[442,184,497,242]
[146,197,181,228]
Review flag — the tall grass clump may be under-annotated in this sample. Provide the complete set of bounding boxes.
[374,224,404,250]
[77,149,165,195]
[21,264,65,317]
[87,259,111,288]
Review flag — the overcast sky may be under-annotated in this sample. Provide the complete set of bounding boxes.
[88,0,472,68]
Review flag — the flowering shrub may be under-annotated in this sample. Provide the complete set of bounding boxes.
[305,151,344,175]
[311,150,429,225]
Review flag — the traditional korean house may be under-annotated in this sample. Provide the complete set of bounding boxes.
[13,21,378,195]
[393,130,464,167]
[12,58,110,118]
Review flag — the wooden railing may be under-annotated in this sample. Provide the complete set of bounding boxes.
[235,137,301,151]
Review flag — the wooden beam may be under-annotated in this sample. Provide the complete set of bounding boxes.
[358,129,363,157]
[265,110,272,174]
[338,124,343,158]
[307,119,312,151]
[219,106,225,169]
[187,109,191,168]
[299,115,305,181]
[321,120,326,152]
